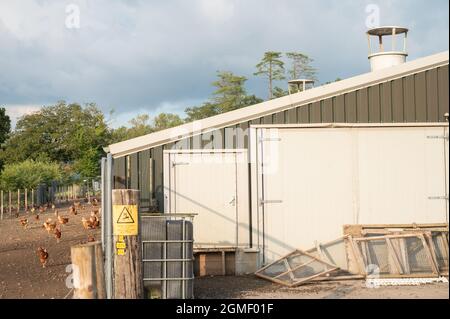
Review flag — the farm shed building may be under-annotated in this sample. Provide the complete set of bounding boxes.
[103,49,449,271]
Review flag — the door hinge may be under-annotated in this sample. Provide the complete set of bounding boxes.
[428,196,449,200]
[427,135,449,141]
[259,199,283,205]
[172,162,190,167]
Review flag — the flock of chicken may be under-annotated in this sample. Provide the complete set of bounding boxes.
[18,198,101,268]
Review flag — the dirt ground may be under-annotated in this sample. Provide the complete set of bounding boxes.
[194,275,449,299]
[1,203,448,299]
[0,200,101,299]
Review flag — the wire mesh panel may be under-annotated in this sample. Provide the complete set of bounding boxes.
[402,236,433,274]
[428,231,449,273]
[359,239,392,275]
[306,236,356,273]
[141,214,194,299]
[255,250,338,287]
[353,233,442,277]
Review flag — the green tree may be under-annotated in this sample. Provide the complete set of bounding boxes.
[153,113,184,131]
[272,86,289,98]
[324,78,342,85]
[185,71,263,122]
[0,160,62,190]
[110,112,183,143]
[211,71,248,112]
[185,102,221,122]
[254,51,285,100]
[0,107,10,145]
[0,101,110,178]
[286,52,317,93]
[286,52,317,82]
[111,114,153,143]
[0,107,11,171]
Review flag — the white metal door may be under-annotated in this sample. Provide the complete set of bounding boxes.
[255,124,449,264]
[164,150,249,248]
[257,127,356,263]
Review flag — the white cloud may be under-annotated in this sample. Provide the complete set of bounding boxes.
[3,104,42,127]
[0,0,448,127]
[198,0,235,22]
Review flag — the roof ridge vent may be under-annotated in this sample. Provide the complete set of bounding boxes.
[367,26,408,71]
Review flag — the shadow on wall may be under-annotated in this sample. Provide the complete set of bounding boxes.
[163,186,297,254]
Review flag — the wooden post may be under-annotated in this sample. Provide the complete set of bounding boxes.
[8,191,11,217]
[31,189,34,207]
[25,188,28,211]
[112,189,143,299]
[87,181,91,204]
[1,190,3,220]
[17,189,20,213]
[71,242,106,299]
[94,242,106,299]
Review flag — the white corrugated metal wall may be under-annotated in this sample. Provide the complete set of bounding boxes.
[252,124,449,263]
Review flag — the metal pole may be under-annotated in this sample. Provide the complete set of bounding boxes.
[404,31,408,53]
[105,153,113,299]
[25,188,28,211]
[31,189,34,207]
[392,27,396,51]
[101,158,106,252]
[182,218,186,299]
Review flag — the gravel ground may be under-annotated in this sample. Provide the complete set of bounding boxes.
[194,275,449,299]
[1,204,447,299]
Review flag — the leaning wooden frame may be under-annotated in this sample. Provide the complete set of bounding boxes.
[351,231,447,278]
[255,249,339,287]
[305,235,365,280]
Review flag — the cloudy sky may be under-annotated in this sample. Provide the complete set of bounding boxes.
[0,0,448,128]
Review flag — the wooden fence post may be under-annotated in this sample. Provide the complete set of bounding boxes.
[112,189,143,299]
[8,191,11,217]
[94,242,106,299]
[17,189,20,213]
[87,181,91,204]
[71,242,106,299]
[1,190,3,220]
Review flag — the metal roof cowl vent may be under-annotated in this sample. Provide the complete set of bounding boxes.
[367,26,409,71]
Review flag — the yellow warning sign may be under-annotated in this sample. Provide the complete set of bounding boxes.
[113,205,138,235]
[116,242,126,249]
[117,249,125,256]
